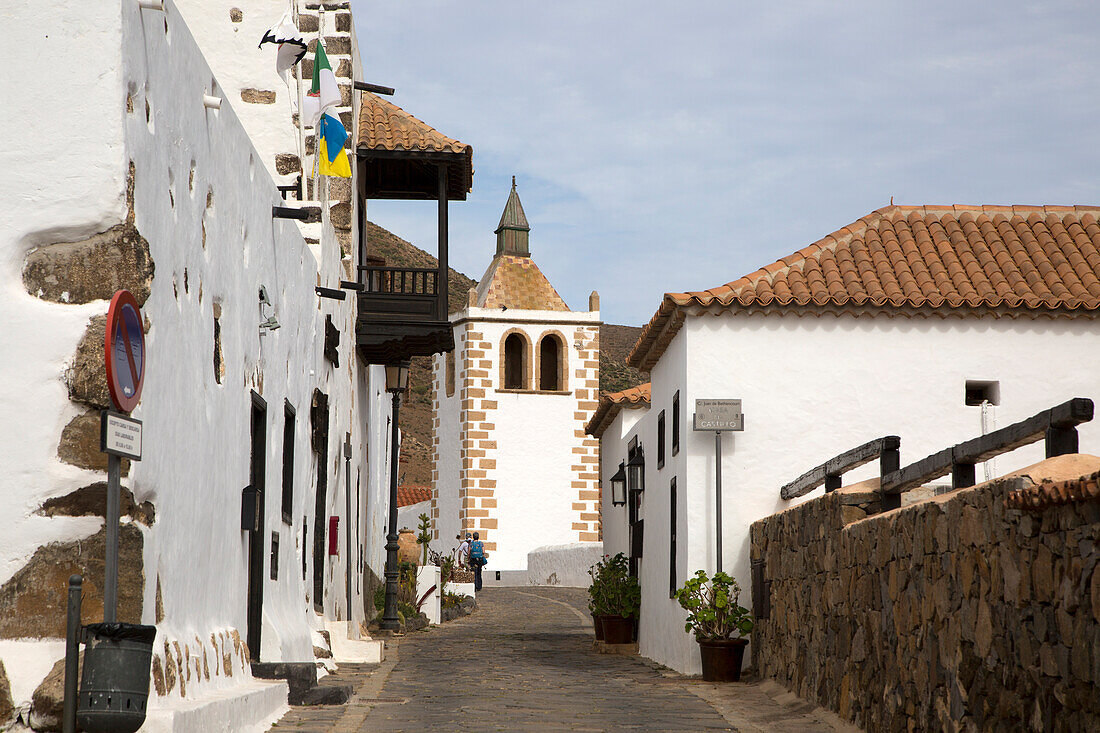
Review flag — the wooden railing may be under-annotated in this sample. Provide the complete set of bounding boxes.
[778,398,1094,511]
[780,436,900,500]
[358,266,438,296]
[879,397,1093,509]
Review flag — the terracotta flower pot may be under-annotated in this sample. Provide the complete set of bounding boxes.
[592,614,605,641]
[697,638,748,682]
[602,615,634,645]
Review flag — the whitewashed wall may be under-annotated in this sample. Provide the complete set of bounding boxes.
[527,542,605,587]
[597,406,646,560]
[0,1,393,718]
[0,2,129,587]
[638,308,1100,675]
[432,341,464,548]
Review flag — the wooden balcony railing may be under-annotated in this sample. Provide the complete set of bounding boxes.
[358,266,439,297]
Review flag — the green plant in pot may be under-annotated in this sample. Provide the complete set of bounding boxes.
[588,553,639,644]
[675,569,753,681]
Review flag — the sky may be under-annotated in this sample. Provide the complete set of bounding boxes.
[352,1,1100,327]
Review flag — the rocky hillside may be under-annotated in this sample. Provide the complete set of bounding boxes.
[368,222,648,485]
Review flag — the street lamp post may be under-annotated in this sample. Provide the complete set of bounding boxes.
[380,362,410,631]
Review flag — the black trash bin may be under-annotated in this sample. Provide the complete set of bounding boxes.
[77,623,157,733]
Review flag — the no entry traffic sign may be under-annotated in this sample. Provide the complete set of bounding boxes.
[105,290,145,413]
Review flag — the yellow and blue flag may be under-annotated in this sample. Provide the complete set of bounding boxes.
[317,112,351,178]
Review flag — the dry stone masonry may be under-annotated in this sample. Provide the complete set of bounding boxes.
[750,461,1100,732]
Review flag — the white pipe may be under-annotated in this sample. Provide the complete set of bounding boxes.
[138,0,165,10]
[203,94,222,110]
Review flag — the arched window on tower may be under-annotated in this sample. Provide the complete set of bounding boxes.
[538,334,562,391]
[504,333,527,389]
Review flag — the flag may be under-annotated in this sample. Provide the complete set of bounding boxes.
[258,8,306,111]
[303,40,341,128]
[317,112,351,178]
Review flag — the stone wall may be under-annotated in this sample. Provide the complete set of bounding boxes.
[750,459,1100,732]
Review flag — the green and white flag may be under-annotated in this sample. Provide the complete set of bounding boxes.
[303,39,340,128]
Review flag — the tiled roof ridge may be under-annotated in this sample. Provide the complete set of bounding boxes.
[585,383,651,438]
[1005,468,1100,512]
[603,383,651,405]
[357,91,468,154]
[627,203,1100,370]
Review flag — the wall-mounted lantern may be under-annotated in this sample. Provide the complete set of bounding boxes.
[610,463,627,506]
[385,362,411,393]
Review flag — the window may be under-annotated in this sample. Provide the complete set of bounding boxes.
[965,380,1000,406]
[538,334,562,391]
[503,333,527,389]
[281,402,295,524]
[657,411,666,469]
[672,391,680,455]
[669,477,677,598]
[445,350,455,397]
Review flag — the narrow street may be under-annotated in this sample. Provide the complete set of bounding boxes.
[272,588,855,732]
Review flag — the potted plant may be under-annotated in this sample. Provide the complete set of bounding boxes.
[588,553,639,644]
[675,569,754,681]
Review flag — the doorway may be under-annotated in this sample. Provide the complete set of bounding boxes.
[246,391,267,661]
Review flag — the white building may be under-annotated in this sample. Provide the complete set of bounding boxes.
[1,0,471,728]
[592,204,1100,675]
[430,183,602,578]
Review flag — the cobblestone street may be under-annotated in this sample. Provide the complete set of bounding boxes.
[272,587,856,732]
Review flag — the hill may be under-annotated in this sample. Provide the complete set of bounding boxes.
[368,222,648,485]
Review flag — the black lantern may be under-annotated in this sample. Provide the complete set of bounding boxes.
[609,463,627,506]
[385,361,410,393]
[626,447,645,492]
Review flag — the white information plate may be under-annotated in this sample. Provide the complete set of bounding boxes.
[100,411,143,460]
[693,399,744,431]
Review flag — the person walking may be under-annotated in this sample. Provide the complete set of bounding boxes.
[469,532,487,591]
[457,533,472,569]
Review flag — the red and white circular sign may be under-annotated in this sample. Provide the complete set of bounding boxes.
[104,290,146,413]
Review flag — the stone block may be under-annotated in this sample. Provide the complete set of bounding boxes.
[335,58,353,78]
[241,88,276,104]
[66,315,109,409]
[38,481,155,525]
[30,651,80,732]
[0,659,12,725]
[327,177,351,201]
[275,153,301,175]
[329,201,351,230]
[335,12,351,32]
[58,409,129,474]
[0,524,144,638]
[298,13,318,32]
[339,82,352,107]
[23,222,154,305]
[229,7,242,22]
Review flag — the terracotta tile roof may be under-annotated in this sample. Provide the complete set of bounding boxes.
[629,205,1100,370]
[475,254,569,311]
[396,485,432,507]
[356,91,469,154]
[1005,470,1100,512]
[585,383,652,438]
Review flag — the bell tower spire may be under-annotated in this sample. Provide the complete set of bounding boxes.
[495,176,530,256]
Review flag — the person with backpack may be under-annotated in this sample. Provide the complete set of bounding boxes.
[469,532,488,590]
[457,533,472,569]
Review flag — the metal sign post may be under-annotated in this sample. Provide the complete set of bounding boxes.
[693,399,744,574]
[102,291,146,622]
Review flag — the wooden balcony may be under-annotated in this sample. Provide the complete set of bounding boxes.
[355,265,453,363]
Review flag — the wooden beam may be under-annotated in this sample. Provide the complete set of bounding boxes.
[353,81,395,95]
[780,436,901,500]
[437,162,449,323]
[880,398,1093,499]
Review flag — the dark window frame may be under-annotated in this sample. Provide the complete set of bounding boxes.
[672,391,680,456]
[669,476,677,598]
[281,401,296,525]
[657,410,666,469]
[504,333,526,390]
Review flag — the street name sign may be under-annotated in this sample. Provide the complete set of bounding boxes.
[693,399,744,431]
[105,289,146,413]
[100,411,143,461]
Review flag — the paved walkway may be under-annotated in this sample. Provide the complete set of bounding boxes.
[270,587,858,732]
